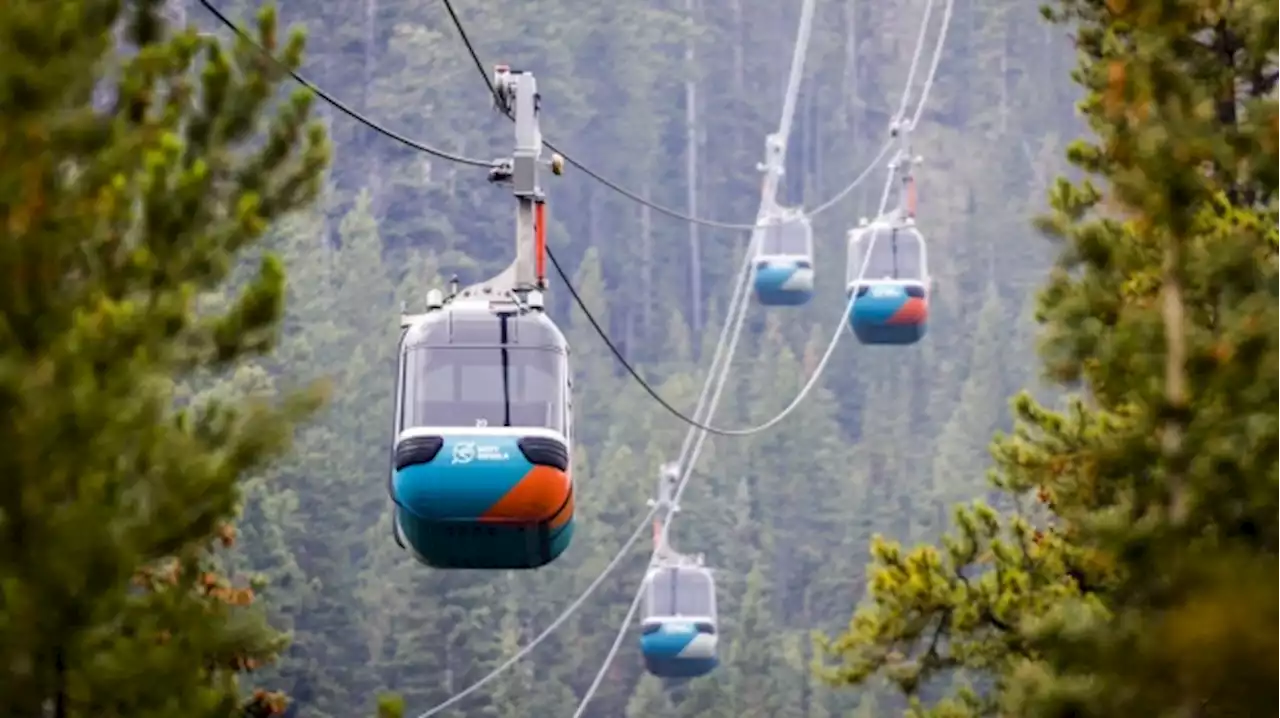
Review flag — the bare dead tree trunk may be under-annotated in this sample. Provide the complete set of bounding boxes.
[363,0,385,215]
[684,0,703,335]
[1160,239,1189,524]
[731,0,745,159]
[640,181,653,335]
[998,17,1009,135]
[843,0,862,159]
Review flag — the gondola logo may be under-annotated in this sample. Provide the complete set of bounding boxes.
[869,284,903,298]
[451,442,476,464]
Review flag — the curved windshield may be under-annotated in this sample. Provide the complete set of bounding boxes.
[645,567,715,618]
[849,227,925,281]
[400,345,565,432]
[759,218,811,257]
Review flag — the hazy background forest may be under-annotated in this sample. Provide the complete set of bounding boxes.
[176,0,1073,714]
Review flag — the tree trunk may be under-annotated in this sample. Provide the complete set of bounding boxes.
[1161,239,1188,524]
[685,0,703,335]
[999,17,1010,135]
[363,0,385,215]
[640,182,653,336]
[731,0,745,160]
[843,0,862,158]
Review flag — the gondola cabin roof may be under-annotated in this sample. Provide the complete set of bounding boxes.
[644,563,715,583]
[402,301,568,350]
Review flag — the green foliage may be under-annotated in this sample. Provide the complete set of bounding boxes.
[819,0,1277,716]
[376,692,406,718]
[0,1,328,716]
[0,0,1097,716]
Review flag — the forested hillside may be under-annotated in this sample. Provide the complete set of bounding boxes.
[174,0,1080,715]
[10,0,1280,711]
[4,0,1272,717]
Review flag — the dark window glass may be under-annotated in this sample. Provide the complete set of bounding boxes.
[400,346,565,432]
[645,567,715,618]
[849,227,926,281]
[675,571,714,616]
[760,218,811,256]
[646,568,675,617]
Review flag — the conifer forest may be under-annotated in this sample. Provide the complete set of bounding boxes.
[1,0,1276,716]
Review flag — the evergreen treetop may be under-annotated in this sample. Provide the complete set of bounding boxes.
[817,0,1277,715]
[0,1,329,715]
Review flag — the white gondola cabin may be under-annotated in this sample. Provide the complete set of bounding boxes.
[845,218,931,345]
[390,295,576,570]
[753,209,815,307]
[639,564,719,679]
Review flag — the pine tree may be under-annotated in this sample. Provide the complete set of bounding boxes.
[1004,1,1279,714]
[625,674,677,717]
[816,0,1277,716]
[0,1,329,716]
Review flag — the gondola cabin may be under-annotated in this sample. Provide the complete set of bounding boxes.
[845,218,930,345]
[752,211,815,307]
[639,564,719,679]
[390,294,575,569]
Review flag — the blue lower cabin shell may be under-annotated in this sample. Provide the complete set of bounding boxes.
[640,626,719,679]
[392,433,575,570]
[847,285,930,346]
[753,261,815,307]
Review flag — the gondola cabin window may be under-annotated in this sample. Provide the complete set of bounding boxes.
[645,567,715,617]
[759,218,811,257]
[399,311,568,434]
[849,226,926,282]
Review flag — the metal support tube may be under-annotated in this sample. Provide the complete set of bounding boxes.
[507,68,543,293]
[649,462,682,559]
[888,117,921,227]
[457,67,551,303]
[776,0,818,153]
[754,0,817,234]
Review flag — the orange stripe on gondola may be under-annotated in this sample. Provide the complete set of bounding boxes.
[885,297,928,325]
[548,484,574,530]
[479,465,573,527]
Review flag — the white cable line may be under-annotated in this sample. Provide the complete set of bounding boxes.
[875,169,896,219]
[415,505,659,717]
[807,141,894,217]
[570,0,957,710]
[598,140,887,444]
[569,572,648,718]
[416,0,955,712]
[675,234,762,463]
[414,194,763,718]
[571,239,759,718]
[776,0,820,148]
[571,178,897,714]
[571,228,889,718]
[894,0,937,121]
[571,226,762,718]
[910,0,954,127]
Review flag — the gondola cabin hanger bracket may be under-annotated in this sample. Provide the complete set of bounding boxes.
[410,65,564,320]
[389,67,577,572]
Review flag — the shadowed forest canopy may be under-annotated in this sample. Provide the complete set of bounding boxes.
[1,0,1273,717]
